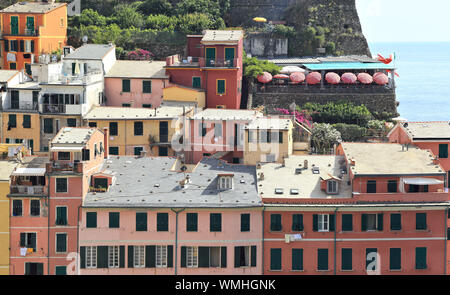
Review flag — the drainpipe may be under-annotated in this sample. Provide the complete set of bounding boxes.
[445,207,448,275]
[77,205,81,275]
[334,207,338,276]
[171,208,185,275]
[47,173,50,275]
[261,206,265,275]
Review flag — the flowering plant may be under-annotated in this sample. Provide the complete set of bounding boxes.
[276,108,313,128]
[127,49,155,60]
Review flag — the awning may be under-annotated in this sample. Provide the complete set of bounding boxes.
[402,178,444,185]
[12,168,46,176]
[50,146,83,152]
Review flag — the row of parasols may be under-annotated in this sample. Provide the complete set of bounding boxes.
[257,71,390,85]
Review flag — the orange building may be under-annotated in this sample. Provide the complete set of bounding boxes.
[0,1,67,73]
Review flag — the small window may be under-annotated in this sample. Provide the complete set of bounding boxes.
[108,246,120,268]
[56,233,67,253]
[86,212,97,228]
[156,245,168,268]
[134,122,143,136]
[327,180,338,194]
[387,180,397,193]
[439,144,448,158]
[390,213,401,231]
[43,118,53,134]
[88,122,97,128]
[143,104,152,108]
[292,214,303,231]
[270,248,281,270]
[56,178,67,193]
[109,147,119,155]
[8,114,16,128]
[318,214,329,232]
[234,246,250,267]
[317,249,328,271]
[214,123,222,138]
[55,207,67,225]
[210,213,222,232]
[270,214,282,231]
[218,176,233,190]
[109,122,118,136]
[30,200,40,217]
[292,249,303,271]
[86,246,97,268]
[192,77,201,89]
[122,79,130,92]
[58,152,70,161]
[366,214,377,231]
[341,248,352,271]
[217,79,225,95]
[10,62,16,70]
[290,189,299,195]
[240,213,250,232]
[416,213,427,230]
[157,213,168,231]
[186,246,198,268]
[186,213,198,232]
[20,233,36,252]
[415,247,427,270]
[136,212,147,231]
[134,147,144,156]
[367,180,377,193]
[389,248,401,270]
[342,214,353,231]
[67,118,77,127]
[109,212,120,228]
[122,103,131,107]
[55,266,66,275]
[22,115,31,128]
[142,81,151,93]
[133,245,145,268]
[12,200,22,216]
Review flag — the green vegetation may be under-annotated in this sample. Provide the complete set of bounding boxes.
[311,123,342,154]
[332,123,366,142]
[303,101,373,126]
[243,55,281,78]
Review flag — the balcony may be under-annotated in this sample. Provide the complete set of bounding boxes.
[7,102,39,112]
[42,104,65,114]
[168,57,238,68]
[47,161,84,174]
[256,81,395,94]
[10,185,46,196]
[4,28,39,37]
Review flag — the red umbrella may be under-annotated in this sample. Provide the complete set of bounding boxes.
[273,74,290,79]
[325,72,340,84]
[373,72,389,85]
[290,72,306,83]
[373,72,384,79]
[341,72,357,84]
[357,73,373,84]
[306,72,321,85]
[257,72,272,83]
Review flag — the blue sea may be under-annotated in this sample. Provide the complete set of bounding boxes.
[369,42,450,121]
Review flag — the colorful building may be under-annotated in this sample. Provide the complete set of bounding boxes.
[78,156,262,274]
[388,121,450,189]
[0,1,67,72]
[104,60,169,108]
[162,84,205,109]
[8,127,106,275]
[84,105,192,157]
[259,143,448,275]
[185,108,262,164]
[165,30,244,109]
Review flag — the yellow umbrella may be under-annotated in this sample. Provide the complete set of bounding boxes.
[253,17,267,23]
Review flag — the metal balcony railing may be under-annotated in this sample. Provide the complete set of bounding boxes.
[10,185,45,195]
[42,104,65,114]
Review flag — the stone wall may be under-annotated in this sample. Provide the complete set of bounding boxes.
[243,33,288,57]
[252,92,399,117]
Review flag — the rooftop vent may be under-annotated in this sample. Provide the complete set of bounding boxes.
[275,188,284,195]
[295,168,302,174]
[290,189,299,195]
[312,167,320,174]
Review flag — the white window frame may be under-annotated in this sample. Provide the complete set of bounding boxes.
[156,245,167,268]
[218,176,233,190]
[55,232,67,253]
[186,246,198,268]
[21,232,37,250]
[134,245,145,268]
[318,214,329,232]
[86,246,97,268]
[327,180,339,194]
[108,246,119,268]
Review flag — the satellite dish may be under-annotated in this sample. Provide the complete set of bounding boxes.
[82,35,88,43]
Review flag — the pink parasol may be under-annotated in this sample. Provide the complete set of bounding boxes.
[257,72,272,83]
[306,71,322,85]
[273,74,290,79]
[357,73,373,84]
[325,72,340,84]
[341,72,357,84]
[290,72,306,83]
[373,72,389,85]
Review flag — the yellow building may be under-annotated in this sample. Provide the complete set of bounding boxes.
[2,111,40,153]
[163,84,206,109]
[84,106,193,156]
[243,117,293,165]
[0,144,28,275]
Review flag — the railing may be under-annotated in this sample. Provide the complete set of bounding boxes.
[50,161,84,173]
[10,185,45,195]
[42,104,65,114]
[24,28,38,36]
[172,57,238,68]
[7,103,39,111]
[256,82,394,94]
[5,27,39,37]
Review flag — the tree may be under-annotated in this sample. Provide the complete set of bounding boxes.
[311,123,342,154]
[70,9,108,27]
[177,13,224,34]
[146,14,179,31]
[138,0,173,15]
[111,4,145,29]
[175,0,221,20]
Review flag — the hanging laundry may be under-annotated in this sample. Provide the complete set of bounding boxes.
[20,247,27,256]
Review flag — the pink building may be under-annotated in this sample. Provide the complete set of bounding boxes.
[185,108,263,164]
[78,157,263,274]
[259,143,449,275]
[104,60,169,108]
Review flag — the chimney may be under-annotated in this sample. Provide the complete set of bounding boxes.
[304,159,308,169]
[103,127,109,159]
[259,173,264,180]
[433,156,440,165]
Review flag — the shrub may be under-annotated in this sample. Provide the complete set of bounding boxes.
[303,101,373,126]
[325,41,336,54]
[332,123,366,142]
[311,123,342,154]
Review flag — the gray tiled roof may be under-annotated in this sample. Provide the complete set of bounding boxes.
[0,70,19,82]
[1,1,65,13]
[401,122,450,139]
[83,157,261,208]
[51,127,97,145]
[105,60,168,79]
[64,44,114,60]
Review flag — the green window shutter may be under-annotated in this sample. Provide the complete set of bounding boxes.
[56,233,67,252]
[389,248,401,270]
[9,114,16,128]
[56,207,67,225]
[439,144,448,158]
[180,246,187,268]
[416,213,427,230]
[134,122,143,136]
[119,246,125,268]
[292,214,303,231]
[30,40,34,52]
[210,213,222,232]
[341,248,352,271]
[217,80,225,94]
[19,40,24,52]
[234,246,241,268]
[270,248,281,270]
[4,40,8,52]
[109,122,118,136]
[167,245,173,268]
[292,249,303,271]
[10,16,18,35]
[278,132,283,143]
[387,180,397,193]
[22,115,31,128]
[109,212,120,228]
[198,246,210,268]
[415,247,427,270]
[186,213,198,232]
[97,246,109,268]
[342,214,353,231]
[128,246,134,268]
[329,214,335,232]
[241,213,250,232]
[109,147,119,155]
[313,214,318,232]
[270,214,281,231]
[367,180,377,193]
[361,214,367,231]
[377,213,383,231]
[317,249,328,271]
[143,81,151,93]
[366,248,377,271]
[122,79,130,92]
[43,118,53,134]
[80,246,86,269]
[225,48,235,66]
[221,246,227,268]
[134,147,143,156]
[390,213,401,231]
[192,77,201,88]
[136,212,147,231]
[251,245,257,267]
[145,246,156,268]
[157,213,168,231]
[67,118,76,127]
